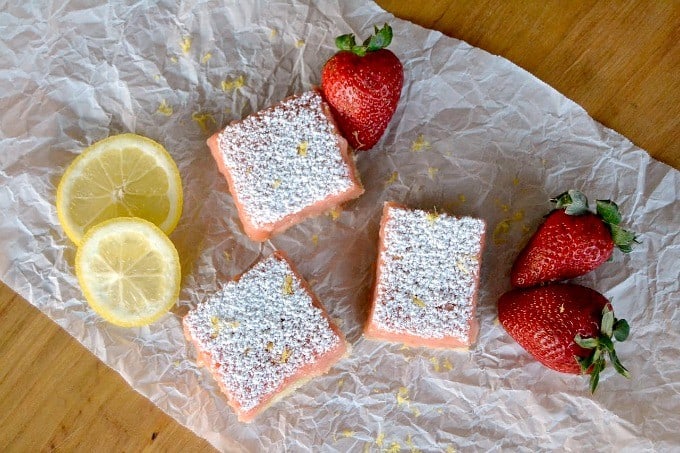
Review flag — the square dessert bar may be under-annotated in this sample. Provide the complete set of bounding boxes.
[207,90,364,241]
[365,202,486,349]
[183,251,347,423]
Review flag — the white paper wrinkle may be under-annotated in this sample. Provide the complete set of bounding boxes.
[1,1,679,452]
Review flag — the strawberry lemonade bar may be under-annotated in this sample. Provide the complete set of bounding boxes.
[365,202,486,349]
[207,90,364,241]
[183,252,347,422]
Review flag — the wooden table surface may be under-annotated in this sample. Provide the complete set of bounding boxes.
[1,1,678,451]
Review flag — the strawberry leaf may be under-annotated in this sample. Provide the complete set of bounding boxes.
[351,45,367,57]
[608,349,632,379]
[574,335,598,349]
[336,23,394,56]
[589,358,605,393]
[599,335,614,352]
[600,306,615,337]
[336,33,357,51]
[551,191,571,207]
[366,23,393,51]
[613,319,630,341]
[596,199,622,225]
[610,224,638,253]
[552,189,589,215]
[576,354,594,374]
[592,347,602,365]
[576,307,631,393]
[595,198,638,253]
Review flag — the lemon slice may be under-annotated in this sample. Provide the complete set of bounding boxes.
[75,217,181,327]
[57,133,183,246]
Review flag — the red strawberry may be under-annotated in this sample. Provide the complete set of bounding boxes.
[498,284,631,393]
[321,24,404,151]
[511,189,637,287]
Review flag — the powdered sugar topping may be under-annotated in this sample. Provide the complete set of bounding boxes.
[217,91,354,227]
[184,254,341,412]
[372,205,485,341]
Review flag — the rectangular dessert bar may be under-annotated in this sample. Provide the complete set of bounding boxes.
[183,251,347,423]
[365,202,486,349]
[207,90,364,241]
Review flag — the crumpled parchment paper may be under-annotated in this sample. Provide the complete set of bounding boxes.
[1,1,679,451]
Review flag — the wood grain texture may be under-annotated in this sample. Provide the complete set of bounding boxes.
[1,2,678,452]
[376,0,680,166]
[0,289,213,452]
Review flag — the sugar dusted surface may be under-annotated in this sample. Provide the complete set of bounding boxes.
[217,91,354,227]
[183,254,341,412]
[372,205,485,341]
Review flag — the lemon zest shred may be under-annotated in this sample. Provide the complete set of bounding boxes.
[375,432,385,447]
[385,442,401,453]
[192,112,217,133]
[180,36,192,54]
[426,210,439,225]
[282,275,294,295]
[156,99,173,116]
[397,387,410,406]
[385,171,399,186]
[329,207,341,220]
[297,141,309,156]
[412,295,426,308]
[493,220,511,245]
[411,134,431,152]
[221,75,246,91]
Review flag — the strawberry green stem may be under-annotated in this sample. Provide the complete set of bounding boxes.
[335,23,393,57]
